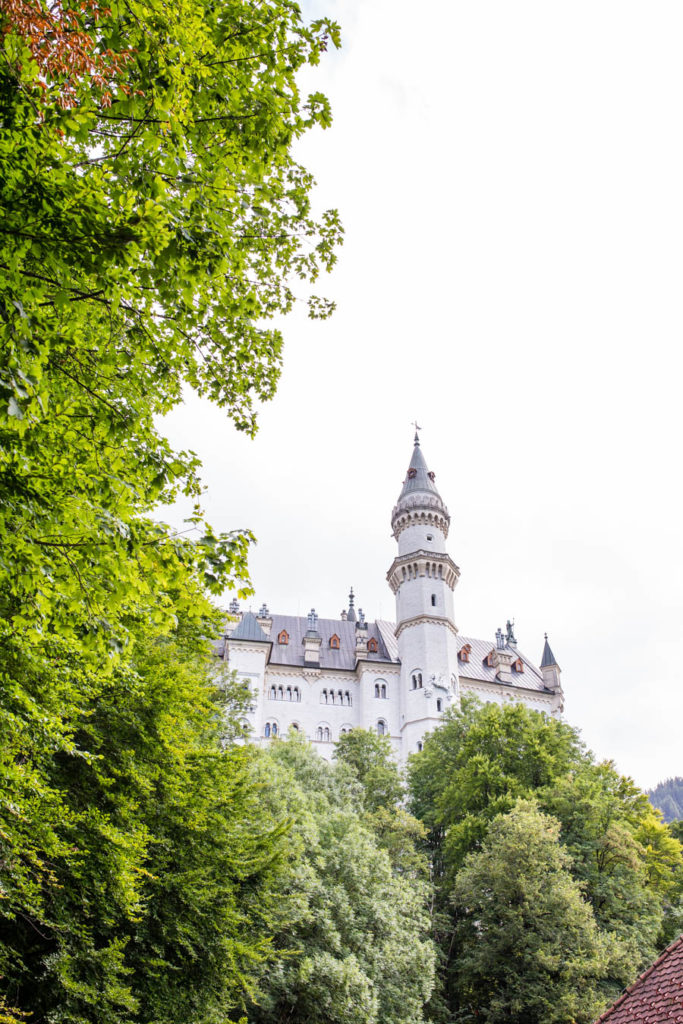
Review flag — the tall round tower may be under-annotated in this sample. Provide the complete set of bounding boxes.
[386,433,460,757]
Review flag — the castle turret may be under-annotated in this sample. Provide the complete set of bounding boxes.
[540,634,563,702]
[387,433,460,757]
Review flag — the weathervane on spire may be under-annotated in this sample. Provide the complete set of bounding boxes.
[411,421,422,445]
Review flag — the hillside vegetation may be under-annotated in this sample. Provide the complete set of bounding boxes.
[648,777,683,823]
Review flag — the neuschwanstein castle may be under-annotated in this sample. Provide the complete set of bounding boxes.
[217,434,564,761]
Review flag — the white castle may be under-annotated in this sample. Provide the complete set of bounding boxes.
[218,434,564,761]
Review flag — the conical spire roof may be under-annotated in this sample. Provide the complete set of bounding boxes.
[392,433,450,535]
[397,433,442,501]
[540,634,558,668]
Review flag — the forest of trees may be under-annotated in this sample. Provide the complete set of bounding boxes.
[1,2,682,1022]
[648,777,683,824]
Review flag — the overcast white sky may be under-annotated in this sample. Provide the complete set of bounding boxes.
[163,0,683,791]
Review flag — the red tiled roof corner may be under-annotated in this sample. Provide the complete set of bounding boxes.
[593,934,683,1024]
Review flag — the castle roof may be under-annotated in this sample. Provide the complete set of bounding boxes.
[540,634,559,668]
[267,615,391,670]
[230,611,269,642]
[392,434,450,529]
[224,613,549,692]
[397,434,442,501]
[593,933,683,1023]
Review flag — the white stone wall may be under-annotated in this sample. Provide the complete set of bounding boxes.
[397,521,447,557]
[225,636,561,763]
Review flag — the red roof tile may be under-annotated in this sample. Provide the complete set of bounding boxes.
[594,934,683,1024]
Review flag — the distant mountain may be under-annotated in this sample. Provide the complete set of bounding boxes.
[647,776,683,824]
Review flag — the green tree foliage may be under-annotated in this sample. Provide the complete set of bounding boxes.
[0,1,341,1019]
[334,727,429,876]
[451,801,609,1024]
[408,697,683,1018]
[408,696,584,879]
[2,0,342,431]
[248,734,436,1024]
[1,621,291,1022]
[648,776,683,823]
[669,819,683,842]
[333,728,405,812]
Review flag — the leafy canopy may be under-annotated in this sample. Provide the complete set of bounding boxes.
[452,801,610,1024]
[249,734,437,1024]
[0,0,343,1020]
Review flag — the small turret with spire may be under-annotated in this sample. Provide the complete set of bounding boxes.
[540,633,562,697]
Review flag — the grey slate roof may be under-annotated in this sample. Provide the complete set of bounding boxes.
[227,612,549,691]
[266,615,392,670]
[455,634,546,692]
[397,437,442,502]
[540,635,558,669]
[231,611,269,642]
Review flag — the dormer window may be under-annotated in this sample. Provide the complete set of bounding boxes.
[407,468,417,479]
[484,650,495,668]
[459,644,471,663]
[513,658,524,673]
[428,471,435,481]
[367,637,378,653]
[329,634,340,650]
[277,629,289,645]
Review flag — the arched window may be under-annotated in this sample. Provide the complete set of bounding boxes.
[411,671,422,689]
[323,727,331,742]
[269,685,276,700]
[264,723,271,738]
[436,698,442,712]
[344,691,351,706]
[367,637,378,653]
[417,741,423,752]
[337,690,343,704]
[340,727,348,736]
[431,594,436,607]
[277,630,289,645]
[277,686,284,700]
[315,726,323,741]
[286,686,292,701]
[376,720,386,736]
[329,690,335,705]
[321,689,327,704]
[329,634,340,649]
[272,722,278,736]
[294,686,301,702]
[381,683,387,699]
[291,723,300,733]
[374,683,380,698]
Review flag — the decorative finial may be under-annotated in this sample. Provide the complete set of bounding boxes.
[544,632,548,640]
[307,608,319,633]
[228,597,240,614]
[258,603,269,617]
[411,421,422,445]
[495,627,505,650]
[346,587,357,623]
